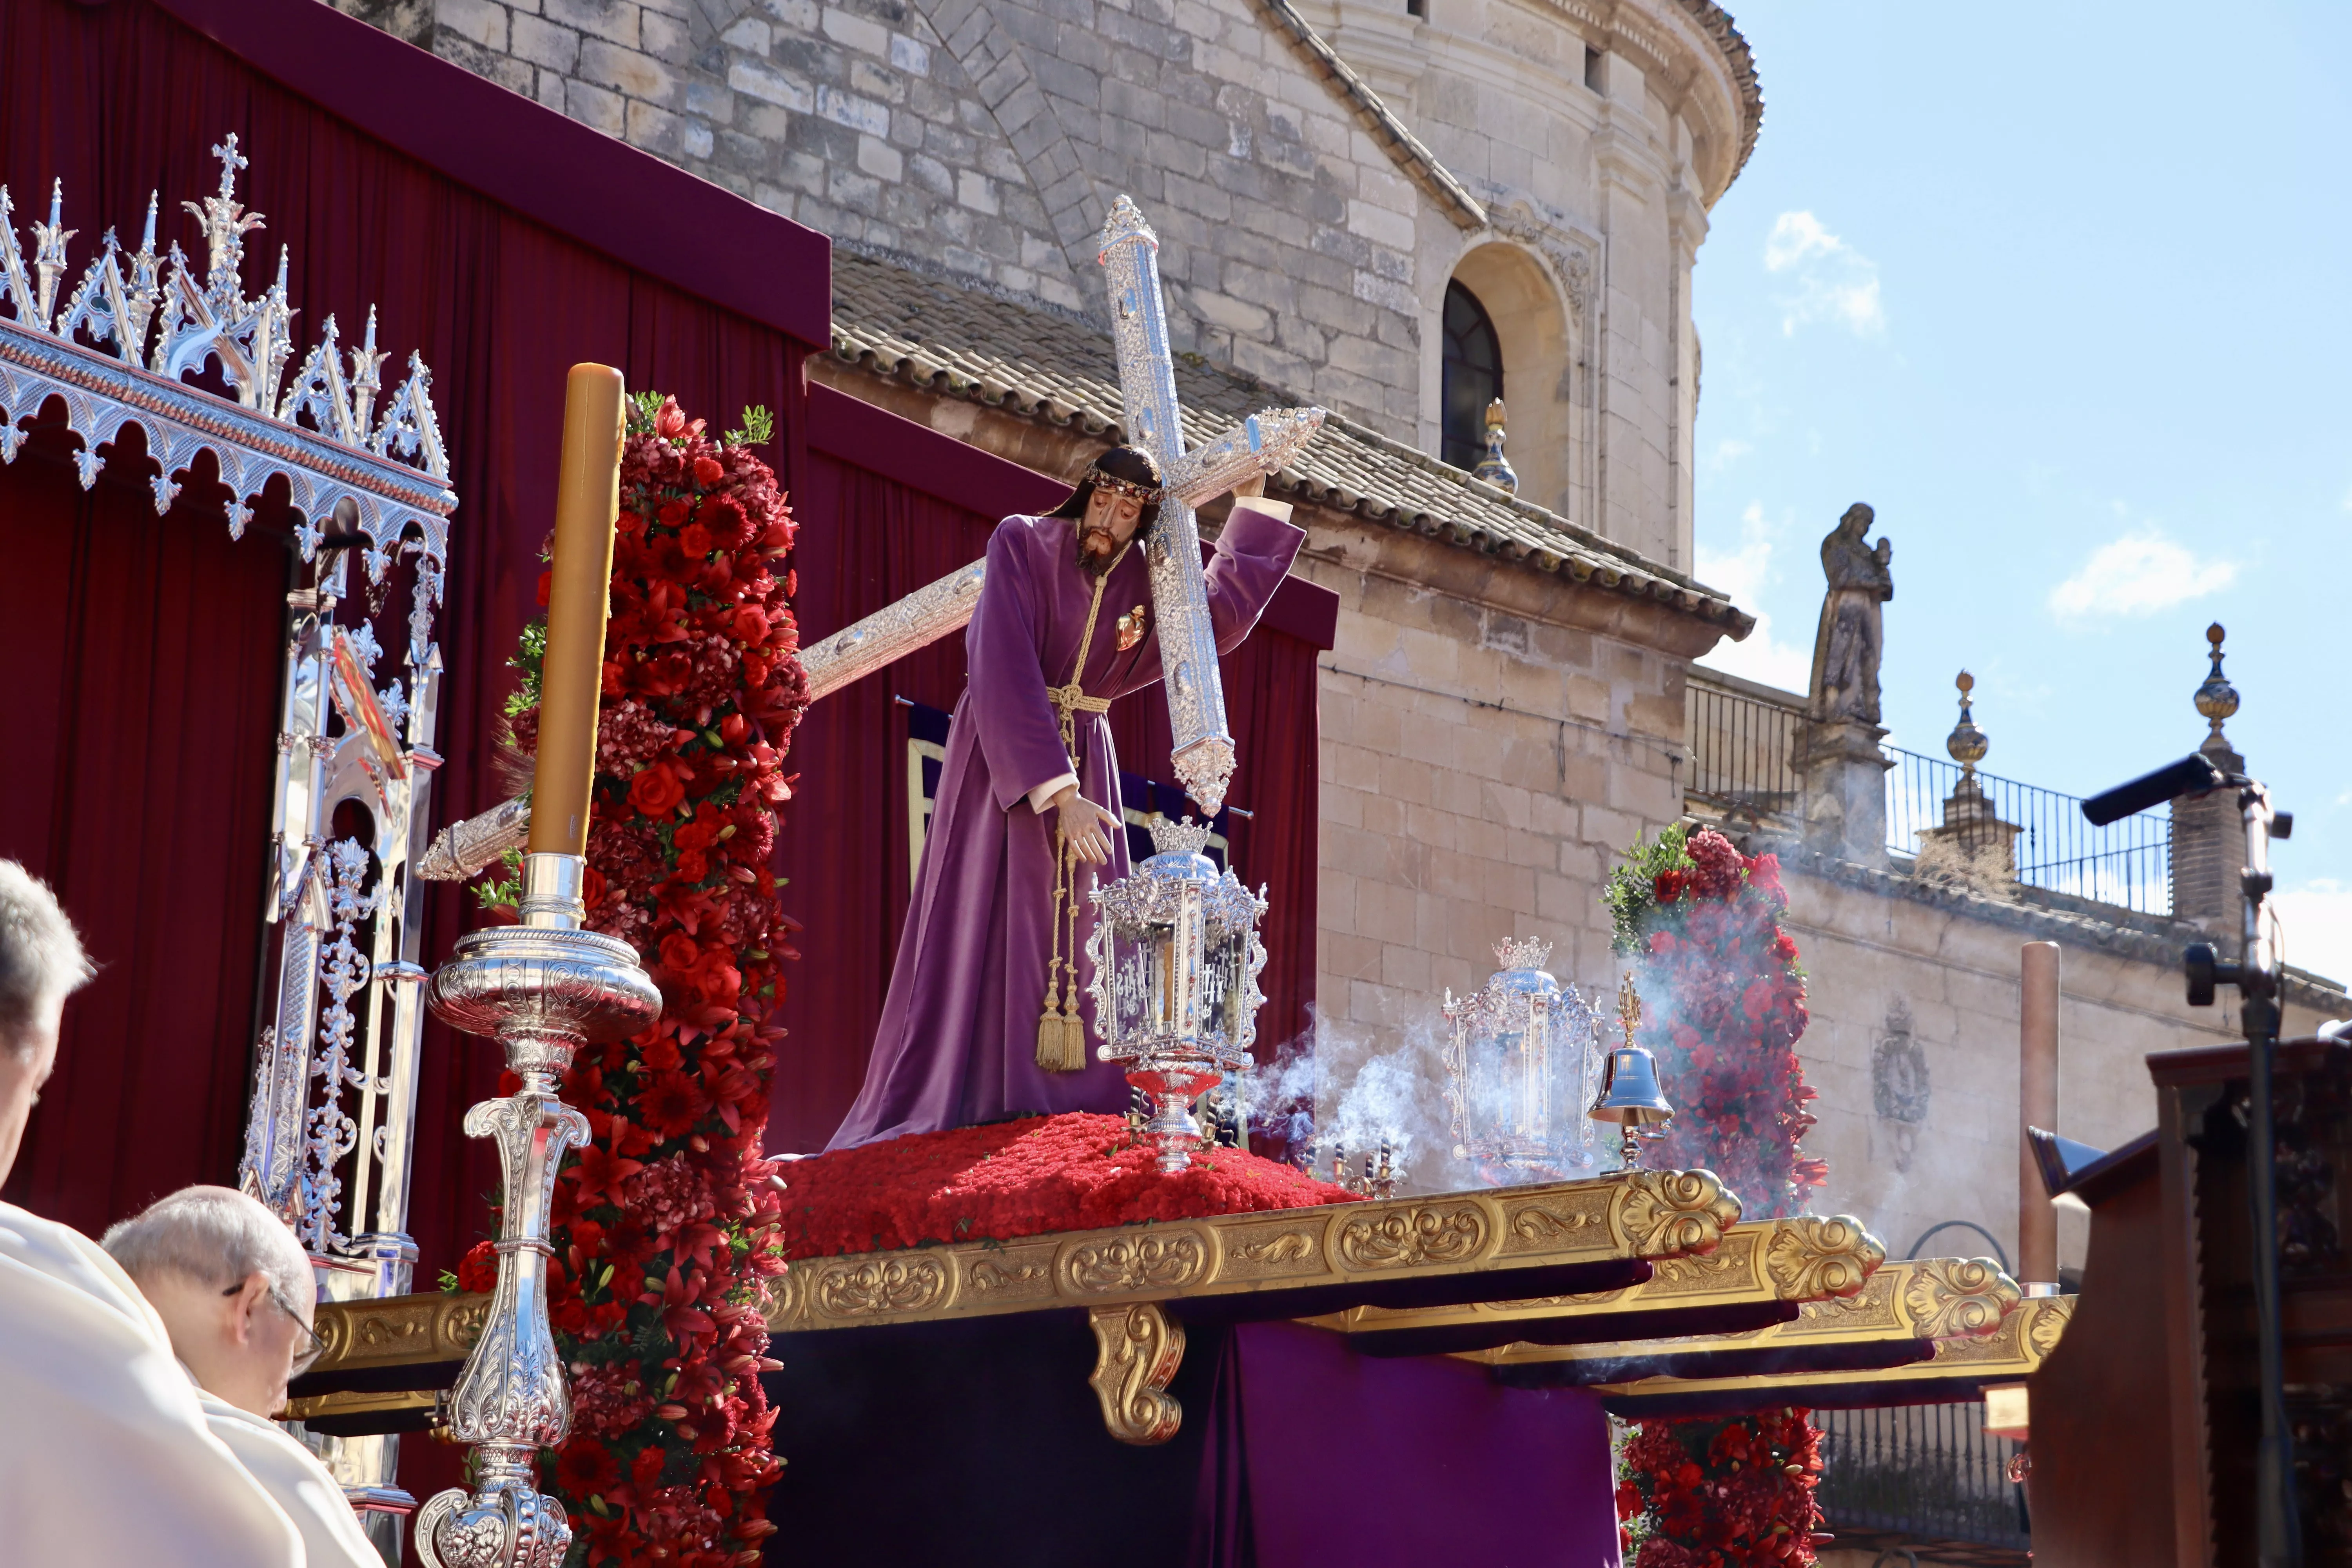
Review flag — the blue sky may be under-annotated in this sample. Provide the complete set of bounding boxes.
[1689,0,2352,986]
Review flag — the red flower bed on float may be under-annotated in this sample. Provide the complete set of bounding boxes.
[1604,826,1828,1566]
[776,1112,1359,1260]
[468,395,806,1568]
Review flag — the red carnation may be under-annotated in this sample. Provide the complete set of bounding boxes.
[456,1239,498,1294]
[641,1070,714,1141]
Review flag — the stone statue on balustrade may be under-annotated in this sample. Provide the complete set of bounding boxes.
[1797,503,1896,869]
[1808,502,1893,724]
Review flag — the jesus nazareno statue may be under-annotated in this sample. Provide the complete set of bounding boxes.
[825,446,1304,1149]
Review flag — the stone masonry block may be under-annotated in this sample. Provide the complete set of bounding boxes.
[819,5,890,56]
[438,0,510,52]
[563,76,628,135]
[544,0,637,48]
[849,59,908,104]
[625,99,686,155]
[816,84,891,136]
[856,133,904,181]
[579,38,676,104]
[507,12,583,71]
[728,58,812,111]
[434,32,534,95]
[889,32,931,74]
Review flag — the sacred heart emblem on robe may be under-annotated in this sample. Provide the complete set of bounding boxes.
[1115,603,1149,652]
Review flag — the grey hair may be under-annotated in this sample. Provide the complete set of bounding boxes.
[0,860,93,1057]
[102,1185,312,1300]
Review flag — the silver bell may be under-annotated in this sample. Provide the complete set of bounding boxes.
[1590,975,1674,1168]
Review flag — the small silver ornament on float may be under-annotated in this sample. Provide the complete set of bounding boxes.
[1087,817,1269,1173]
[1590,974,1674,1170]
[1441,938,1606,1183]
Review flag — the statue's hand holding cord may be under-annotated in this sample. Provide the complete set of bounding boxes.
[1048,784,1120,866]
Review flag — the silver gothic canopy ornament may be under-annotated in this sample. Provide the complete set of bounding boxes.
[0,135,454,567]
[0,136,459,1547]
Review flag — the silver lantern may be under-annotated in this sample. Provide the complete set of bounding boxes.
[1441,938,1606,1184]
[1087,817,1269,1172]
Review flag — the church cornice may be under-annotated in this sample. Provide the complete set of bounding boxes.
[1243,0,1490,232]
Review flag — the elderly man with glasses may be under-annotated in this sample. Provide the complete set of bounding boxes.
[0,861,304,1566]
[104,1185,381,1568]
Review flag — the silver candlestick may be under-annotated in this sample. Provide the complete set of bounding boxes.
[417,852,660,1568]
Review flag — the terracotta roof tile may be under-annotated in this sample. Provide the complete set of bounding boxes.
[828,250,1755,637]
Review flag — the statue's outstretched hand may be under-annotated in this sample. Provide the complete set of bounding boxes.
[1050,786,1121,866]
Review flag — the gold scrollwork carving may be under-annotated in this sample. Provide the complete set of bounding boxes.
[1902,1257,2022,1339]
[1613,1169,1741,1257]
[1063,1232,1209,1295]
[1087,1302,1185,1445]
[2024,1295,2073,1360]
[1762,1215,1885,1300]
[815,1256,949,1318]
[1336,1202,1487,1270]
[967,1258,1051,1296]
[1501,1191,1611,1253]
[1223,1229,1319,1272]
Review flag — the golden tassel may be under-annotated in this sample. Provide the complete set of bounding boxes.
[1038,828,1087,1071]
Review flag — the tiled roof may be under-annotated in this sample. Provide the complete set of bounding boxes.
[828,250,1755,637]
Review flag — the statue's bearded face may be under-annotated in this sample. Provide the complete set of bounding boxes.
[1077,488,1145,577]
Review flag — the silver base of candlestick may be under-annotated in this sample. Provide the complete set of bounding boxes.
[417,853,659,1568]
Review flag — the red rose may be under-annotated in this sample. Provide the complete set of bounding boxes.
[659,932,702,974]
[693,455,725,487]
[629,761,687,818]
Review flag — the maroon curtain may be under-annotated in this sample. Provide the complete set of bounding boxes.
[769,388,1327,1154]
[0,0,818,1272]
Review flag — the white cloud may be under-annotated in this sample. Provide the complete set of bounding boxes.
[1763,211,1885,338]
[1707,438,1754,471]
[1695,501,1815,693]
[2047,531,2237,621]
[2274,880,2352,994]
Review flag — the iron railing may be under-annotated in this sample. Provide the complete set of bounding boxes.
[1885,748,2171,916]
[1815,1403,2029,1553]
[1684,677,1803,826]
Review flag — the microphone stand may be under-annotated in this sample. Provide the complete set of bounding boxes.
[2091,757,2299,1565]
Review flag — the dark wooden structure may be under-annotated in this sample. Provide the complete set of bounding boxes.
[2029,1035,2352,1566]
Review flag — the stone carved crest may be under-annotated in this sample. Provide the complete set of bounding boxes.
[1873,999,1930,1124]
[1763,1214,1884,1299]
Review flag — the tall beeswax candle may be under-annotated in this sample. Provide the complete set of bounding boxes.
[528,364,627,857]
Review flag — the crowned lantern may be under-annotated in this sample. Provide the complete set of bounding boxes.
[1441,938,1606,1183]
[1086,817,1269,1172]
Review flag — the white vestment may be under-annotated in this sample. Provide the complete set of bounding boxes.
[0,1201,303,1566]
[197,1387,385,1568]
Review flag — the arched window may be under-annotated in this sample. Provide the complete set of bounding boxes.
[1441,279,1503,472]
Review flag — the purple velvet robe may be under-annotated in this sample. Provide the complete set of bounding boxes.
[825,504,1306,1150]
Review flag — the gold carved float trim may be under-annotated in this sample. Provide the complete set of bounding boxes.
[766,1168,1741,1334]
[1087,1303,1186,1445]
[308,1291,491,1381]
[1586,1291,2073,1406]
[1464,1254,2021,1372]
[1301,1214,1885,1340]
[282,1387,444,1425]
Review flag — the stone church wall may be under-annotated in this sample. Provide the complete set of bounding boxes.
[1782,857,2345,1282]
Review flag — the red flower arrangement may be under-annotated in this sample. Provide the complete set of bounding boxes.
[1616,1406,1825,1566]
[479,394,806,1568]
[776,1112,1358,1261]
[1604,825,1828,1565]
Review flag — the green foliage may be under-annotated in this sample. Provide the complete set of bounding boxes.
[724,405,776,446]
[472,847,524,915]
[624,389,667,437]
[1603,822,1694,955]
[506,617,548,716]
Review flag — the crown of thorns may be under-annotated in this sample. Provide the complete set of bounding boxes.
[1081,466,1163,504]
